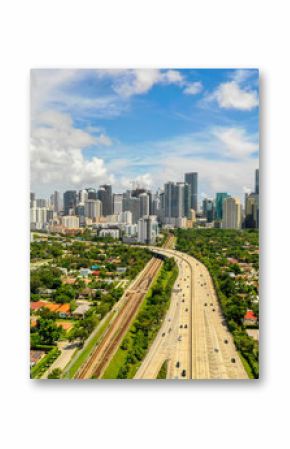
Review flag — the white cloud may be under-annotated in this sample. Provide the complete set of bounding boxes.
[119,173,153,191]
[107,69,184,97]
[95,133,112,146]
[104,126,258,198]
[31,111,113,193]
[231,69,256,84]
[183,81,203,95]
[211,81,258,110]
[31,69,128,119]
[213,127,258,158]
[31,69,80,114]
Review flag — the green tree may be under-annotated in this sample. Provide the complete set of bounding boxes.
[48,368,62,379]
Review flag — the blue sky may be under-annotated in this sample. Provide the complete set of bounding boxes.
[31,68,259,200]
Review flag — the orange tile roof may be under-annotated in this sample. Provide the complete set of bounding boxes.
[44,303,60,312]
[57,304,70,313]
[30,301,47,311]
[56,321,73,331]
[244,310,257,320]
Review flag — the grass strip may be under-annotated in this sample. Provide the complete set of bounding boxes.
[103,258,178,379]
[31,347,61,379]
[157,360,168,379]
[64,312,114,379]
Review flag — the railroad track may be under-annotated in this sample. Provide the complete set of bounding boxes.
[76,257,163,379]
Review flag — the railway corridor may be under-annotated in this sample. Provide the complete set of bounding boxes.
[135,248,248,380]
[76,257,163,379]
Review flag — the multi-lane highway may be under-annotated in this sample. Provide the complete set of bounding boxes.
[75,235,175,379]
[135,247,248,380]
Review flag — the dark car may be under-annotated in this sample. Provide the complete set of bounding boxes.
[185,308,188,312]
[162,333,165,337]
[181,369,186,377]
[176,361,180,368]
[184,324,187,329]
[204,302,207,306]
[224,339,228,344]
[180,324,183,328]
[214,348,219,353]
[212,308,215,312]
[231,358,236,363]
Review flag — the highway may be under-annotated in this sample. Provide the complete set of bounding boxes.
[135,247,248,380]
[75,234,175,379]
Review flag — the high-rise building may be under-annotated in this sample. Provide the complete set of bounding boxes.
[87,188,97,200]
[185,172,198,212]
[244,193,259,228]
[164,182,175,220]
[30,205,49,230]
[183,183,191,218]
[61,215,79,229]
[79,189,88,204]
[36,198,48,208]
[222,197,241,229]
[164,182,190,221]
[215,192,230,220]
[137,215,158,244]
[119,210,133,225]
[63,190,77,215]
[113,194,123,215]
[202,198,214,222]
[152,195,161,218]
[255,169,259,195]
[98,184,112,216]
[75,204,85,219]
[30,192,36,208]
[139,192,150,217]
[84,199,102,219]
[52,191,61,213]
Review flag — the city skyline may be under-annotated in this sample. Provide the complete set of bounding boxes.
[31,69,259,199]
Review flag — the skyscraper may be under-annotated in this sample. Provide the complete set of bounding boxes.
[98,185,112,216]
[63,190,77,215]
[202,198,214,223]
[79,189,88,204]
[255,168,259,194]
[52,190,61,213]
[84,199,102,219]
[222,197,241,229]
[185,172,198,212]
[139,192,150,217]
[244,193,259,228]
[113,194,123,215]
[137,215,158,244]
[183,183,191,218]
[215,192,229,220]
[87,188,97,200]
[164,182,175,220]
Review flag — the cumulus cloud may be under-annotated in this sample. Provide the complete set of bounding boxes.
[105,69,184,97]
[183,81,203,95]
[119,173,153,191]
[213,81,258,110]
[213,127,258,158]
[104,126,258,198]
[31,111,113,193]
